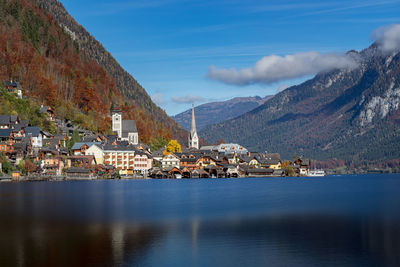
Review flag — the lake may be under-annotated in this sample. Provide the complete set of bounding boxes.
[1,174,400,266]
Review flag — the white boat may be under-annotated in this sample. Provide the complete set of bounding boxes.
[308,169,326,177]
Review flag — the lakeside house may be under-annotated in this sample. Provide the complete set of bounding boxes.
[0,92,311,179]
[71,142,102,156]
[161,153,180,170]
[85,144,104,164]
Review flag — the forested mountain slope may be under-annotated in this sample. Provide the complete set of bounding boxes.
[173,96,272,131]
[0,0,186,149]
[200,44,400,162]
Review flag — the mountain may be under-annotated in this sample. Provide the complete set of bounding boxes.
[200,44,400,162]
[0,0,186,149]
[173,96,272,131]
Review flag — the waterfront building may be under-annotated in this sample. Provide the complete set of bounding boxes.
[294,158,310,176]
[178,154,199,170]
[196,155,217,168]
[67,155,97,168]
[41,156,64,176]
[103,144,136,175]
[259,159,281,170]
[85,144,104,164]
[188,104,199,149]
[133,151,152,175]
[161,153,180,169]
[111,108,139,145]
[71,142,101,156]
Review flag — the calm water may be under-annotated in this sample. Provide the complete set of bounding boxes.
[1,174,400,266]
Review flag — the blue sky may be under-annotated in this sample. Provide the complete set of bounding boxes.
[59,0,400,115]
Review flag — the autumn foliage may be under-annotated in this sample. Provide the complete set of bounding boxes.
[163,140,182,156]
[0,0,175,148]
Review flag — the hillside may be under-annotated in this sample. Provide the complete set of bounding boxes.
[36,0,187,144]
[173,96,272,131]
[0,0,186,149]
[200,44,400,162]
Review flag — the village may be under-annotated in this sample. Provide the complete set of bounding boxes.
[0,82,312,181]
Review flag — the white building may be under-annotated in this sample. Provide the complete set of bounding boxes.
[161,153,180,169]
[85,144,104,165]
[215,143,248,155]
[25,126,43,148]
[112,108,139,145]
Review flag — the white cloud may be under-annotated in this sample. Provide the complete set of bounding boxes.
[208,51,357,86]
[372,24,400,53]
[171,94,204,104]
[151,93,165,106]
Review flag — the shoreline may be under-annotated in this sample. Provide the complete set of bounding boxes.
[1,172,398,182]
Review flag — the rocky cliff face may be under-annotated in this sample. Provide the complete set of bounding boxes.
[200,44,400,161]
[173,96,272,131]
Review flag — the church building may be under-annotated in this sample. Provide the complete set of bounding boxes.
[111,108,139,145]
[188,104,199,149]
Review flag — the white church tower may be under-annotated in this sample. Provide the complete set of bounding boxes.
[188,104,199,149]
[112,108,122,138]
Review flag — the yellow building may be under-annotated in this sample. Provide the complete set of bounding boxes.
[86,144,104,165]
[269,161,282,170]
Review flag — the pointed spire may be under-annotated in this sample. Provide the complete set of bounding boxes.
[189,103,199,149]
[190,103,197,135]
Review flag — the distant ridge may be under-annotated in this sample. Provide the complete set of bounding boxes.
[200,44,400,162]
[173,96,272,131]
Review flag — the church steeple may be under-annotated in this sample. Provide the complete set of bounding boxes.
[189,104,199,149]
[190,104,197,135]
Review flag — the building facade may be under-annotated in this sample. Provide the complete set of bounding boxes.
[85,144,104,165]
[161,153,180,169]
[25,127,43,148]
[133,152,152,174]
[215,143,248,155]
[103,145,136,175]
[111,108,139,145]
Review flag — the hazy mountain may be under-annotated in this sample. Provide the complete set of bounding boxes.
[200,44,400,162]
[173,96,272,131]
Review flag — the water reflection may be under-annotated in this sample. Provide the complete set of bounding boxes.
[0,175,400,266]
[140,215,400,266]
[2,213,400,266]
[0,218,163,266]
